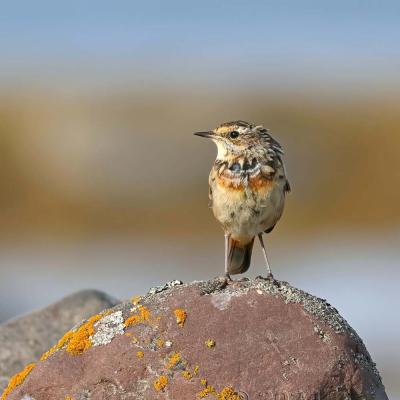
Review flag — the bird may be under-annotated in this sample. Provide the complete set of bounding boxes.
[194,120,290,281]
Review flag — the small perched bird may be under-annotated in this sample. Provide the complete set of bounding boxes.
[194,120,290,281]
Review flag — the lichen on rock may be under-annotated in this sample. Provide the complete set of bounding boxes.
[153,375,168,392]
[66,314,103,355]
[124,305,151,327]
[1,364,35,400]
[148,280,183,295]
[40,330,74,361]
[166,352,185,370]
[217,387,242,400]
[205,339,215,348]
[1,278,388,400]
[174,308,187,327]
[91,311,125,347]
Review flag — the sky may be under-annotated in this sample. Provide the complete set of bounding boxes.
[1,1,399,90]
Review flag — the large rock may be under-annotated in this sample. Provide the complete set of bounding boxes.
[2,279,388,400]
[0,290,119,393]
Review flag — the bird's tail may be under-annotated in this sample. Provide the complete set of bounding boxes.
[227,237,255,275]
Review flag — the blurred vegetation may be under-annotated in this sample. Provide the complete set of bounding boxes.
[0,88,399,241]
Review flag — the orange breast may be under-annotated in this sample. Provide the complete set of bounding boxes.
[248,174,274,191]
[216,172,273,192]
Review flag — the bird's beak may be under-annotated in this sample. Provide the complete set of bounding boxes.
[193,131,216,139]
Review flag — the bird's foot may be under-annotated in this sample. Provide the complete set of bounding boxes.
[266,272,274,281]
[217,274,233,288]
[256,273,276,282]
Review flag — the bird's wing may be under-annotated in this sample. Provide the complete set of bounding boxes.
[208,173,214,208]
[258,128,284,155]
[276,154,291,194]
[284,177,291,193]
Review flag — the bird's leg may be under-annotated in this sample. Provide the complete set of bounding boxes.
[224,232,232,281]
[217,232,232,287]
[258,233,274,280]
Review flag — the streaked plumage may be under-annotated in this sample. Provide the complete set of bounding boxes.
[194,120,290,279]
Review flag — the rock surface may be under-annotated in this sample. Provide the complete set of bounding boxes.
[0,290,119,393]
[2,279,388,400]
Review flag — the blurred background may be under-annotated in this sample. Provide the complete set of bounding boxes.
[0,0,399,397]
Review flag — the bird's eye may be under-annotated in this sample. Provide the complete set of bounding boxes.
[229,130,239,139]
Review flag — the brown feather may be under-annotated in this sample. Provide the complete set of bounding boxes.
[227,237,255,275]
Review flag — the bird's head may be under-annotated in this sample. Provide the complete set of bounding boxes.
[194,120,274,159]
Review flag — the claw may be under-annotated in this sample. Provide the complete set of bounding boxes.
[217,274,232,288]
[256,273,276,282]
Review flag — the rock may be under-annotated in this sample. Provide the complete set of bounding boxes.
[0,290,119,393]
[2,279,388,400]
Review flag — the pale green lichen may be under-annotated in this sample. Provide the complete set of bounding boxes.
[148,280,183,295]
[91,311,125,346]
[313,324,331,342]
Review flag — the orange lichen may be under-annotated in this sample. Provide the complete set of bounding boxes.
[182,370,192,380]
[65,396,73,400]
[155,338,165,348]
[126,332,139,344]
[40,312,105,359]
[131,295,142,305]
[174,308,187,327]
[198,385,239,399]
[217,387,241,400]
[66,314,102,355]
[125,306,151,327]
[136,351,144,359]
[40,330,74,361]
[124,315,141,326]
[201,378,207,386]
[194,365,200,375]
[1,363,35,400]
[205,339,216,348]
[198,385,217,398]
[166,352,183,369]
[139,306,151,320]
[153,375,168,392]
